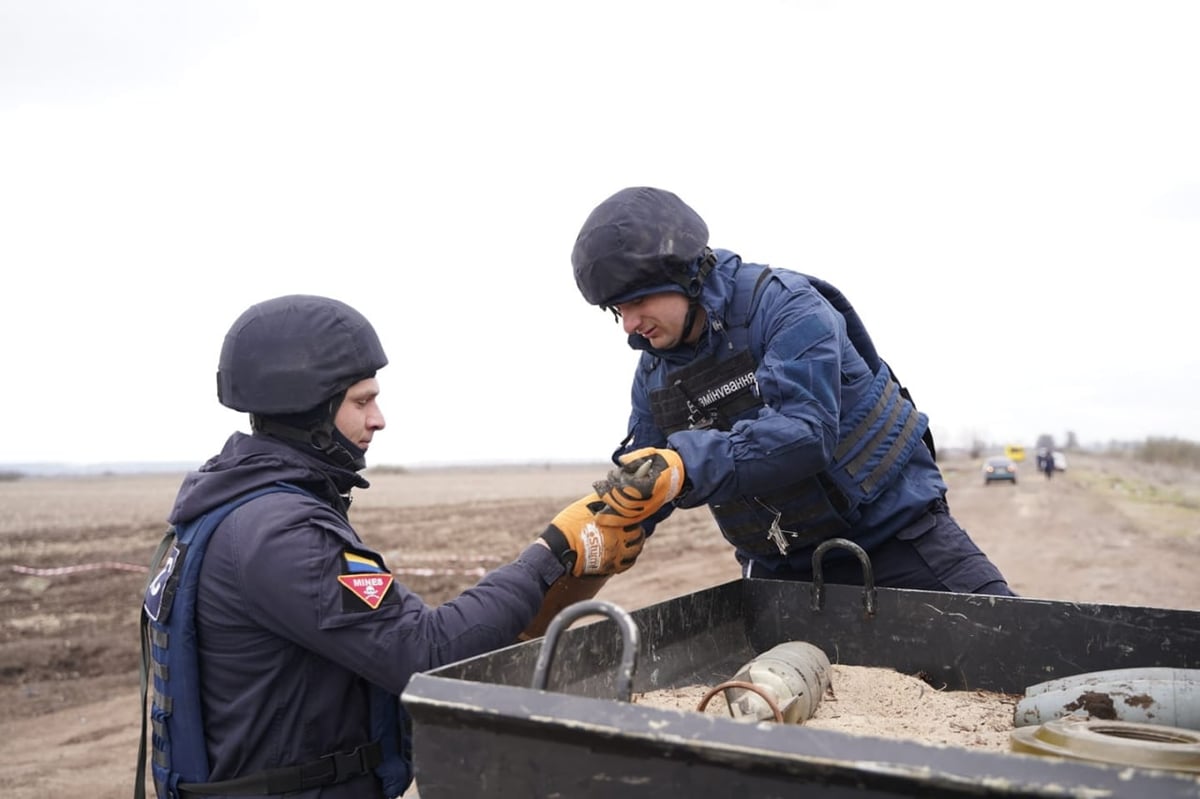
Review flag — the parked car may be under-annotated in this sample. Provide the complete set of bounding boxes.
[983,455,1018,485]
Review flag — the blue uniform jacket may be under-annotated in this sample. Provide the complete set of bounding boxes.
[620,250,946,573]
[167,431,563,798]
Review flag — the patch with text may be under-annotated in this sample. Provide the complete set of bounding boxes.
[338,551,394,610]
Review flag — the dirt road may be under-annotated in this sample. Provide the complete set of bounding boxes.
[1,452,1197,797]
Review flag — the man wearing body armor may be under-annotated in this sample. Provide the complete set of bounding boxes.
[571,187,1014,595]
[137,295,653,799]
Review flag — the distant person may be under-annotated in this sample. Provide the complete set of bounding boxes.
[570,186,1015,596]
[1043,451,1055,479]
[136,295,666,799]
[1037,447,1055,473]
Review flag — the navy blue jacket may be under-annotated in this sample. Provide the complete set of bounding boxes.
[168,432,563,797]
[620,250,946,574]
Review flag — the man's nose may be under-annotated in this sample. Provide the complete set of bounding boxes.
[621,311,640,336]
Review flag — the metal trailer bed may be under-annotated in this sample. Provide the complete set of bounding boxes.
[403,560,1200,798]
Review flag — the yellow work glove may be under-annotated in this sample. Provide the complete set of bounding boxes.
[593,447,686,527]
[539,494,646,577]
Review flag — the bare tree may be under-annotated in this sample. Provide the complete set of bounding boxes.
[969,436,986,459]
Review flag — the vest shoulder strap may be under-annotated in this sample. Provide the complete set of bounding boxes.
[804,274,936,461]
[136,483,312,799]
[731,267,936,462]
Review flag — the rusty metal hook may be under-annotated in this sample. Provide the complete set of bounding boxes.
[697,680,785,723]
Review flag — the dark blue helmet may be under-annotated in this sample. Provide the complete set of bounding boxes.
[572,187,710,309]
[217,295,388,414]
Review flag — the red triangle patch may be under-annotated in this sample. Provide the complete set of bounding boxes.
[338,573,394,609]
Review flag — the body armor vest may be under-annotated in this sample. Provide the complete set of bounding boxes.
[136,484,411,799]
[647,264,930,558]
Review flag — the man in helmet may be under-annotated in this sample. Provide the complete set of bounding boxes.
[572,187,1014,596]
[138,295,654,799]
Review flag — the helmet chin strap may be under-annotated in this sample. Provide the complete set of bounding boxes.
[680,248,716,344]
[251,416,364,471]
[331,428,368,472]
[308,424,366,472]
[681,303,702,344]
[250,392,368,475]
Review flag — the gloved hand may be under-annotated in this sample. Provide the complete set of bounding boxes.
[592,447,686,527]
[540,494,645,577]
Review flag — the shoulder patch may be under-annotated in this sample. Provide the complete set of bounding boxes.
[338,550,393,609]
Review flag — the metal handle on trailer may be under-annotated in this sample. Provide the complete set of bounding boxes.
[810,537,877,617]
[530,599,641,701]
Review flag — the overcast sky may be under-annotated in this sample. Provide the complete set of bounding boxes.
[3,1,1199,468]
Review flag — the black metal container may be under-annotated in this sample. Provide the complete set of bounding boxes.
[403,571,1200,798]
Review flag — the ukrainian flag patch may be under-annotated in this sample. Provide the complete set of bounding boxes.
[343,551,386,573]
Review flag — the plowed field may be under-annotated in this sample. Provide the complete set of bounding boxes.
[2,452,1197,797]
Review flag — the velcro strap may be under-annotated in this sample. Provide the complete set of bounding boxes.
[178,742,382,796]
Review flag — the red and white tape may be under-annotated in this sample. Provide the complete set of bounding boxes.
[11,561,493,578]
[12,562,149,576]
